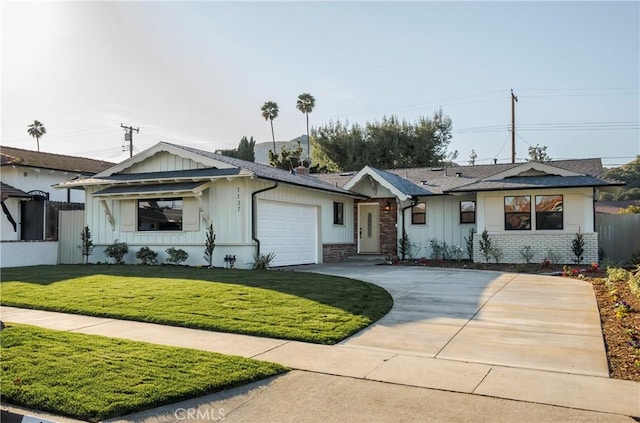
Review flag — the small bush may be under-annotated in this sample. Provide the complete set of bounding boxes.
[490,246,503,264]
[478,229,492,263]
[464,228,475,261]
[607,267,629,283]
[571,230,584,264]
[203,223,216,268]
[449,245,464,261]
[136,247,158,265]
[629,267,640,300]
[519,245,535,264]
[79,226,94,264]
[430,239,443,261]
[544,249,561,265]
[252,252,276,270]
[104,240,129,264]
[165,248,188,265]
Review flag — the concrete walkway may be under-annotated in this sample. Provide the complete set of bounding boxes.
[2,264,640,419]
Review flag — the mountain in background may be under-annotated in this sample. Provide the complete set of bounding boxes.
[254,135,308,164]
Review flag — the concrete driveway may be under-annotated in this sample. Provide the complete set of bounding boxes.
[297,261,608,377]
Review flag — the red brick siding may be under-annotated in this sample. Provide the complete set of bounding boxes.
[323,243,357,262]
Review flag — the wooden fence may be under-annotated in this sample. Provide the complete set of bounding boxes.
[596,212,640,264]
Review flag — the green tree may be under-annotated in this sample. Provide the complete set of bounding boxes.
[27,120,46,152]
[296,93,315,164]
[527,144,551,162]
[468,149,478,165]
[261,101,279,154]
[312,110,453,171]
[219,136,256,162]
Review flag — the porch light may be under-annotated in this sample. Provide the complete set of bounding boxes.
[384,200,391,212]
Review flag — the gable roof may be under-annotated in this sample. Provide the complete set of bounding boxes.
[59,142,362,198]
[316,158,621,196]
[342,166,431,200]
[1,146,115,175]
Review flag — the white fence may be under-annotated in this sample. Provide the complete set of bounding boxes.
[58,210,85,264]
[597,212,640,264]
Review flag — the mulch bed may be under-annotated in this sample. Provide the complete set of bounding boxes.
[591,276,640,381]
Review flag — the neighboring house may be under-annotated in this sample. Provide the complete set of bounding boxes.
[59,141,624,268]
[57,142,363,267]
[0,146,114,241]
[316,159,624,264]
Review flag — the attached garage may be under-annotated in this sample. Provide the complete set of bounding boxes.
[257,200,318,266]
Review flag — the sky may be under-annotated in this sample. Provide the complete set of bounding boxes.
[1,1,639,167]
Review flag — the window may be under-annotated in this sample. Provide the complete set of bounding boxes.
[460,201,476,224]
[504,196,531,230]
[411,202,426,225]
[333,202,344,225]
[535,195,563,230]
[138,198,183,231]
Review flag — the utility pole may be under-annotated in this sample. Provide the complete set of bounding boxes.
[120,124,139,158]
[511,89,518,164]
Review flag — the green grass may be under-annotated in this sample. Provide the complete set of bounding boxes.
[1,265,393,344]
[0,323,286,422]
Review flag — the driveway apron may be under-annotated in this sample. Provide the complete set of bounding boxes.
[296,262,608,377]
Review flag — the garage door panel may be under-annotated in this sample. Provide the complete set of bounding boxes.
[257,200,318,266]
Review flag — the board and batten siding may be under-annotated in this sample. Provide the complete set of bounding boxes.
[85,175,354,268]
[123,151,207,173]
[399,195,477,258]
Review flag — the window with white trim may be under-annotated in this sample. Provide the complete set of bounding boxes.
[138,198,183,231]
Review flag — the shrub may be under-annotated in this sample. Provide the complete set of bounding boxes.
[629,266,640,300]
[519,245,535,264]
[165,248,188,265]
[449,245,464,261]
[203,223,216,268]
[79,226,94,264]
[430,239,443,261]
[252,252,276,270]
[104,240,129,264]
[629,252,640,267]
[607,267,629,283]
[571,230,584,264]
[464,228,475,261]
[478,229,492,263]
[136,246,158,265]
[544,249,561,265]
[490,246,503,264]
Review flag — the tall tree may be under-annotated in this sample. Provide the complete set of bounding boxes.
[27,120,46,152]
[468,149,478,165]
[527,144,551,162]
[219,136,256,162]
[296,93,315,164]
[261,101,279,153]
[312,110,453,171]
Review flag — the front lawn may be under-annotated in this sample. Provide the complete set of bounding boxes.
[0,324,286,422]
[1,265,393,344]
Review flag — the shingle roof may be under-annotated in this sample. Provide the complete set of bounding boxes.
[1,146,115,174]
[168,143,362,197]
[369,167,433,196]
[446,175,625,192]
[315,158,614,195]
[0,182,32,200]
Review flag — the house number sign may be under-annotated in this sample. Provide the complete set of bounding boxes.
[236,187,241,212]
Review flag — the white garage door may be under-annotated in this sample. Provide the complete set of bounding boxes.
[257,200,318,267]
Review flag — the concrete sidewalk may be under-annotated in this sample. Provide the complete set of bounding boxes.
[2,306,639,418]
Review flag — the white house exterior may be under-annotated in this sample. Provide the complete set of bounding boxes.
[318,159,623,264]
[60,141,623,268]
[58,142,362,268]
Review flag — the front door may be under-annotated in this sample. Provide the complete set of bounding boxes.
[358,203,380,254]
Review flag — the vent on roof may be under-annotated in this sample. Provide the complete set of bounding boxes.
[455,172,462,177]
[431,168,444,171]
[339,172,355,176]
[420,180,428,185]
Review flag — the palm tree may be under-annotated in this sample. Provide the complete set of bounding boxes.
[296,93,315,165]
[27,120,46,152]
[261,101,279,153]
